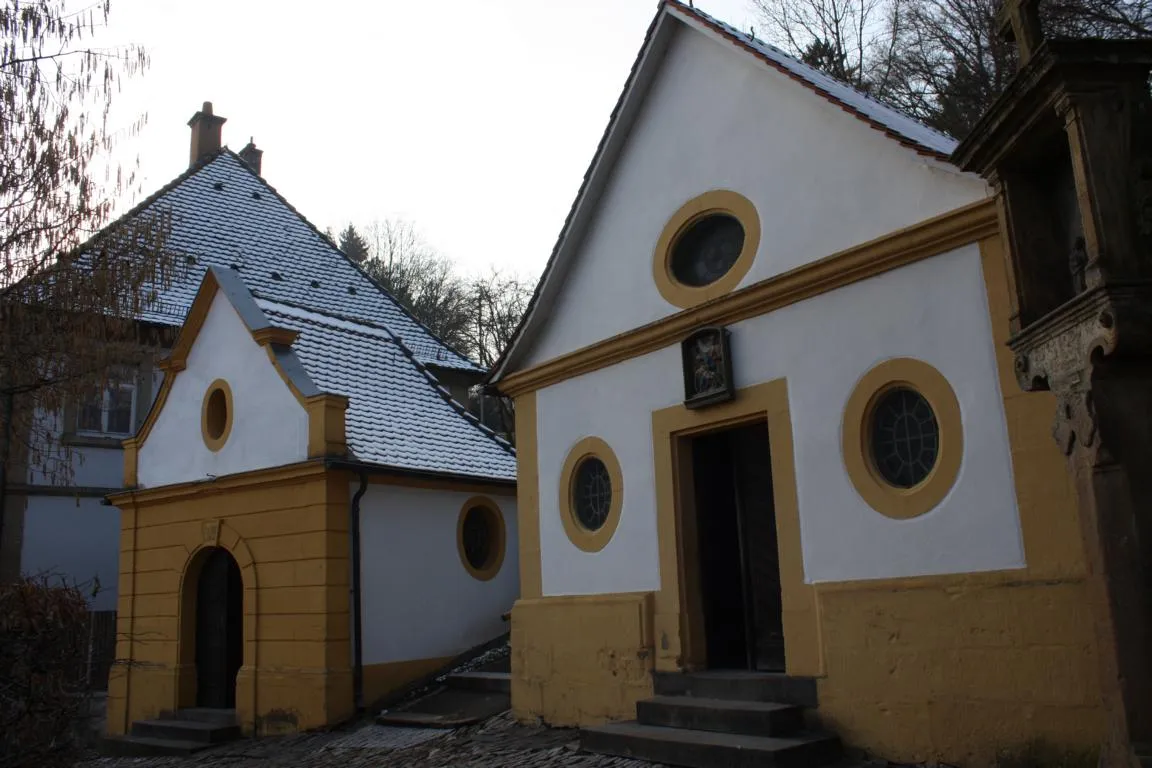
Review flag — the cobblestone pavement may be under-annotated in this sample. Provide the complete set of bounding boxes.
[77,713,668,768]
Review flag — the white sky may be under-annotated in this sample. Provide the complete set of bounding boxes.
[92,0,758,280]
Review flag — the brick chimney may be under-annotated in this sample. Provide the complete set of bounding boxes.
[188,101,226,167]
[238,138,263,176]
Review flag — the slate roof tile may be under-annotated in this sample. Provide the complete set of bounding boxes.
[259,300,516,482]
[119,149,477,371]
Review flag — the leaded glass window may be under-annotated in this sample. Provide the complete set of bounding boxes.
[461,507,494,570]
[573,457,612,531]
[670,214,745,287]
[869,387,939,488]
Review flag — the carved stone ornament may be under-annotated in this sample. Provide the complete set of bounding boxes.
[202,519,221,546]
[1052,390,1097,455]
[1007,286,1143,393]
[681,326,735,410]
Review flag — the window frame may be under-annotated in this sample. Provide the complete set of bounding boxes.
[559,436,624,553]
[74,370,139,438]
[842,358,963,520]
[652,190,761,310]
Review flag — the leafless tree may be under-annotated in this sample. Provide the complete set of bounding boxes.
[1,1,173,495]
[754,0,1152,138]
[360,219,474,357]
[753,0,900,96]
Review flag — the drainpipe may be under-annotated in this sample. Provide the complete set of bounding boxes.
[350,471,368,712]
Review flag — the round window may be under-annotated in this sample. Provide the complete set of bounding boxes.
[572,456,613,532]
[201,379,233,452]
[869,387,940,488]
[457,500,505,580]
[670,214,746,287]
[461,506,496,572]
[205,388,228,440]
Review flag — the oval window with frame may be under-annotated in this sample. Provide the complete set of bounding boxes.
[669,213,746,288]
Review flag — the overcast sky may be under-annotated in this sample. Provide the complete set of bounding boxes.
[94,0,758,280]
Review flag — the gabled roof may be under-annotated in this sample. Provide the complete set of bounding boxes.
[487,0,958,385]
[101,148,478,372]
[149,267,515,483]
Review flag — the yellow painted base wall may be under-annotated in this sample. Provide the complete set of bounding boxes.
[815,578,1104,765]
[107,465,354,737]
[511,593,655,725]
[512,578,1104,764]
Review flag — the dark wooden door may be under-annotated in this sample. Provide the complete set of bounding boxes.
[691,421,784,672]
[730,422,785,671]
[196,548,243,708]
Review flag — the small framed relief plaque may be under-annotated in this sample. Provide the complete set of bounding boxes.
[681,326,735,409]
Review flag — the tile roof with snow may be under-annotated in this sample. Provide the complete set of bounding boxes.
[257,298,516,482]
[112,149,478,372]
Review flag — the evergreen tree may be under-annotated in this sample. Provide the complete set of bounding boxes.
[338,224,370,263]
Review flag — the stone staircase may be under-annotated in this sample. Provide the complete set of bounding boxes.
[377,657,512,727]
[582,671,842,768]
[101,708,241,757]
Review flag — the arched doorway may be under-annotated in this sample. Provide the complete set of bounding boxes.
[195,547,243,708]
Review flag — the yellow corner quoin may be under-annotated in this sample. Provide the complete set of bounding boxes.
[559,436,624,553]
[842,358,963,519]
[653,190,761,309]
[201,378,234,452]
[498,199,998,398]
[514,392,543,598]
[456,496,507,582]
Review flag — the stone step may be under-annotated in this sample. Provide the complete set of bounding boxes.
[377,686,510,728]
[100,735,213,757]
[446,671,511,694]
[582,721,841,768]
[636,695,805,737]
[653,671,818,707]
[131,718,241,743]
[163,707,238,725]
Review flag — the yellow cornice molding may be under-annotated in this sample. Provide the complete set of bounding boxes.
[108,460,330,507]
[499,199,997,397]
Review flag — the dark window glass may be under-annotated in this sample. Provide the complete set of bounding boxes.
[870,387,940,488]
[670,214,745,287]
[573,457,612,531]
[107,384,134,435]
[462,507,493,570]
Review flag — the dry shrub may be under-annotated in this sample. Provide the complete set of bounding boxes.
[0,575,92,768]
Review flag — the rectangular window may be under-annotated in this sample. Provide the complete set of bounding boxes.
[75,371,138,437]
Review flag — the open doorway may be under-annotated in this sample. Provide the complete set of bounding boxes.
[687,420,784,671]
[195,547,243,708]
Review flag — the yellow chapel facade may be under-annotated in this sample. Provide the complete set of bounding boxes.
[490,3,1106,765]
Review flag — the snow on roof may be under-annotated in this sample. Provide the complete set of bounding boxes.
[668,1,958,157]
[257,298,516,483]
[114,149,478,372]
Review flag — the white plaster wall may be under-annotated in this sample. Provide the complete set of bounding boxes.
[21,496,120,611]
[137,294,309,488]
[359,485,519,665]
[524,24,987,368]
[535,245,1023,595]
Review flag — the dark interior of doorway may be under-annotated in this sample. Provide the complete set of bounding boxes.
[690,420,784,671]
[196,547,243,708]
